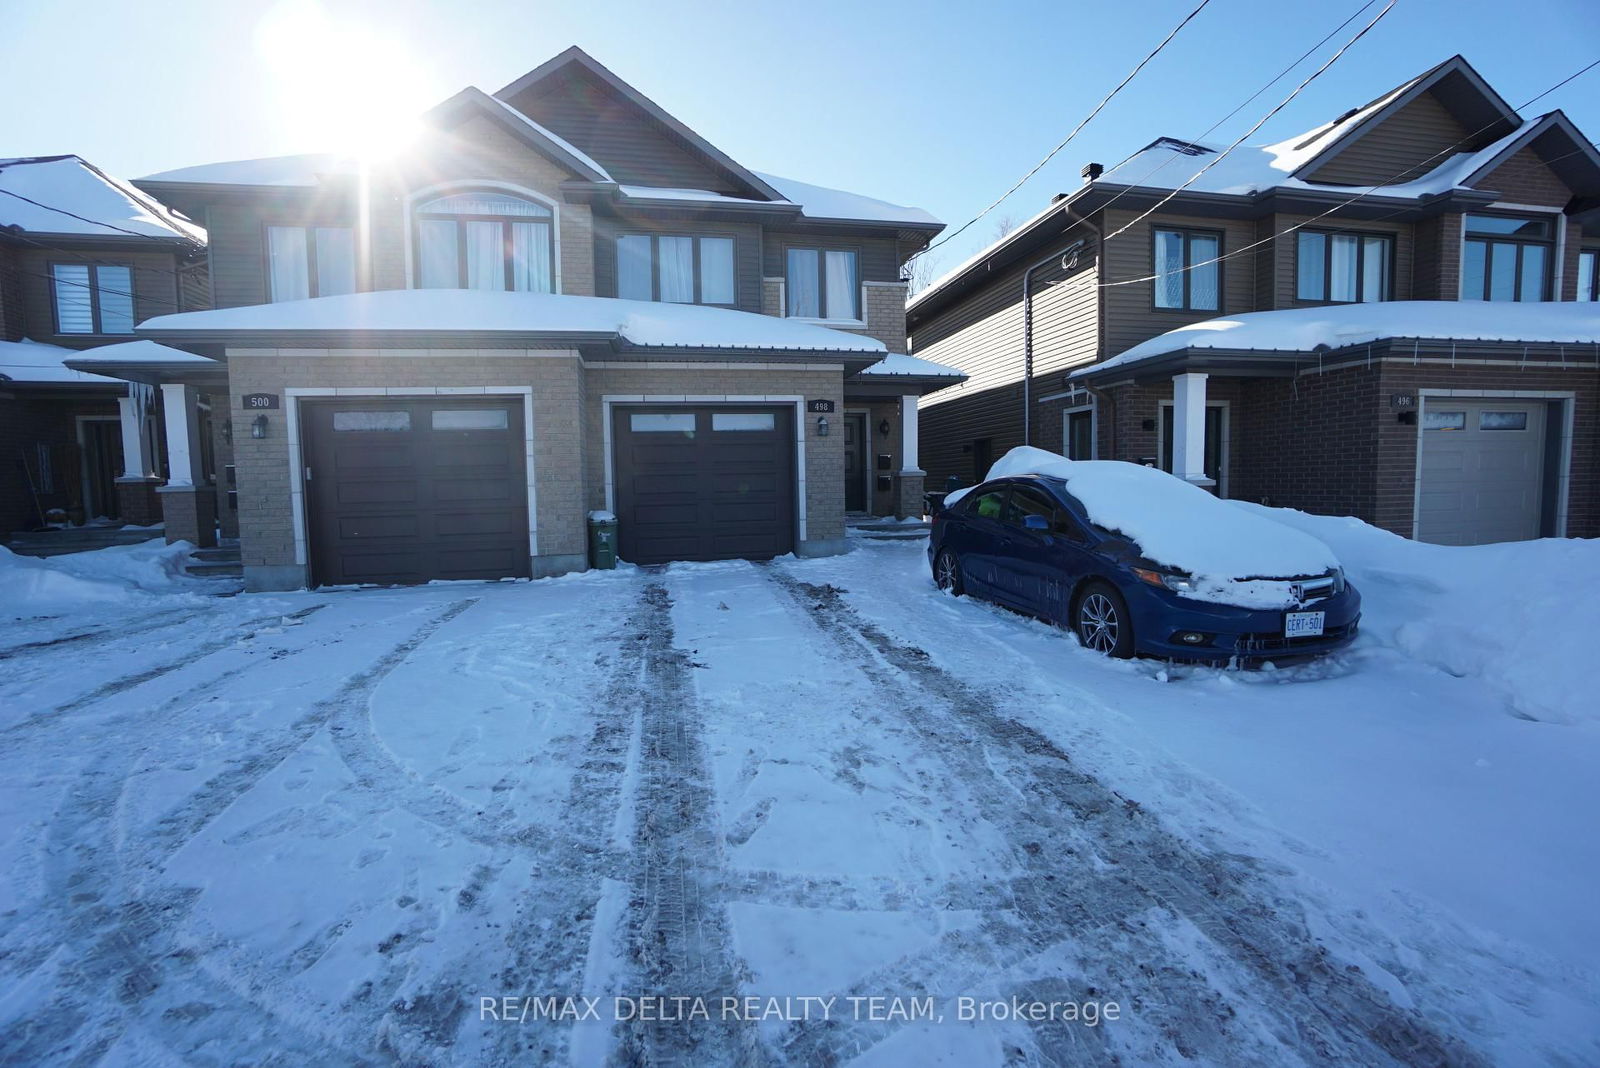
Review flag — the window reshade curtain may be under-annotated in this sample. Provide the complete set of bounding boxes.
[824,250,857,319]
[700,238,735,304]
[418,220,458,288]
[267,226,310,302]
[465,221,505,291]
[96,266,135,333]
[315,227,357,296]
[1187,235,1218,310]
[1154,231,1185,308]
[510,222,552,293]
[659,237,694,303]
[786,249,819,317]
[617,235,653,300]
[51,264,95,333]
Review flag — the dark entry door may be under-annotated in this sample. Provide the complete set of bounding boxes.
[613,405,795,565]
[1161,405,1225,492]
[844,412,867,512]
[303,399,529,586]
[80,419,122,519]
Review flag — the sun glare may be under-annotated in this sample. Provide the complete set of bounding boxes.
[254,1,435,158]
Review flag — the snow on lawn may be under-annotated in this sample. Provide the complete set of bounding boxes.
[787,533,1600,1065]
[0,539,207,620]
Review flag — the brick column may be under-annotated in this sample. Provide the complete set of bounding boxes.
[114,388,163,527]
[157,484,218,548]
[896,394,926,518]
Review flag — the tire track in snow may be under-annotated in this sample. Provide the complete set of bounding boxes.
[764,570,1484,1068]
[609,579,762,1067]
[0,604,199,659]
[0,599,474,1068]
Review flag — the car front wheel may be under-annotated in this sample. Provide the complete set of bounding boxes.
[1075,581,1134,658]
[934,550,964,596]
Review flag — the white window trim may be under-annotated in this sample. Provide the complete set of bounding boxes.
[602,394,809,543]
[1062,400,1098,460]
[1410,389,1574,539]
[401,180,563,294]
[285,386,538,569]
[1156,398,1230,497]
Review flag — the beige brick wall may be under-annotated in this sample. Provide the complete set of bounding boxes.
[582,361,847,548]
[862,281,909,353]
[226,348,586,580]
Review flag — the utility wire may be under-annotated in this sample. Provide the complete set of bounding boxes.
[0,184,199,248]
[918,0,1214,258]
[1084,55,1600,292]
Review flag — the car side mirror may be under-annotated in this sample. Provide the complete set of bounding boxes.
[1023,514,1050,531]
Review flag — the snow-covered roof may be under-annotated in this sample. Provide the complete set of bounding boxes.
[138,152,353,188]
[1090,301,1600,374]
[1261,76,1421,176]
[950,446,1338,596]
[855,352,966,378]
[755,172,940,227]
[66,340,219,367]
[617,184,791,208]
[0,339,122,385]
[0,156,204,243]
[139,289,887,353]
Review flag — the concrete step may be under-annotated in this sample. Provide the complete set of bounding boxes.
[186,560,243,578]
[5,527,165,558]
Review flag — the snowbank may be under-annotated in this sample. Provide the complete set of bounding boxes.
[1239,503,1600,726]
[948,447,1338,601]
[0,540,203,618]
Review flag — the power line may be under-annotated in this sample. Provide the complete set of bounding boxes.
[1094,0,1399,249]
[1083,55,1600,293]
[918,0,1214,258]
[0,184,198,248]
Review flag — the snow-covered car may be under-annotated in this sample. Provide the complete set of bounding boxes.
[930,448,1360,663]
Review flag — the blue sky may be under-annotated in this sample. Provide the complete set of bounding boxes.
[5,0,1598,272]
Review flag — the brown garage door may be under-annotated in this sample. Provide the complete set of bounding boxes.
[613,405,795,565]
[303,399,529,585]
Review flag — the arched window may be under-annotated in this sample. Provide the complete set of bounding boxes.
[414,190,555,293]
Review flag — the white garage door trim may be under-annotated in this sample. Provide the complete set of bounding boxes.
[601,394,809,543]
[1411,389,1574,541]
[285,386,537,568]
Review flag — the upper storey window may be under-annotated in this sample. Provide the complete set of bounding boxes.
[617,234,735,305]
[1576,249,1597,302]
[268,226,356,302]
[1462,214,1551,302]
[1296,231,1393,303]
[1153,228,1219,312]
[786,248,859,320]
[52,263,134,335]
[415,191,555,292]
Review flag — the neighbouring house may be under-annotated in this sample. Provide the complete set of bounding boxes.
[82,46,960,590]
[0,155,210,543]
[908,56,1600,546]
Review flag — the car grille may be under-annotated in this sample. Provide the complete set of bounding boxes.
[1290,575,1338,604]
[1238,617,1359,653]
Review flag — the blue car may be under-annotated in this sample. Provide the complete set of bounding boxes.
[928,474,1360,664]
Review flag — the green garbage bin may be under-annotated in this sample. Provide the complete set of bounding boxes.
[587,510,618,570]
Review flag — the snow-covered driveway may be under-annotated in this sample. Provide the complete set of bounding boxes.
[1,542,1595,1066]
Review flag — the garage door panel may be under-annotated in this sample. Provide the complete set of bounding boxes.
[1418,400,1546,545]
[614,405,794,565]
[305,400,529,585]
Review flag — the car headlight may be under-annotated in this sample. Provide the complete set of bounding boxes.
[1131,567,1195,594]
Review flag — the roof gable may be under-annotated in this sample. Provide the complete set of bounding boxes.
[495,47,783,200]
[1461,111,1600,204]
[423,87,612,183]
[1284,56,1520,184]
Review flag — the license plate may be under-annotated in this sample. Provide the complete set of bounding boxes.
[1285,611,1325,638]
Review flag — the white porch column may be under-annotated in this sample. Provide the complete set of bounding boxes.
[899,394,923,473]
[1171,372,1213,486]
[159,382,205,487]
[117,391,156,479]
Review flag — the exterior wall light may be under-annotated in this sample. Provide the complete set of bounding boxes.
[252,414,269,439]
[816,415,829,436]
[878,418,891,437]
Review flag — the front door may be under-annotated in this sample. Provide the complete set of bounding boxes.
[1161,404,1226,493]
[844,412,867,512]
[78,418,122,519]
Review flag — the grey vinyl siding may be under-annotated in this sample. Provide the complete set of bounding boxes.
[204,199,358,309]
[1302,90,1477,185]
[1275,214,1414,307]
[14,247,182,346]
[919,381,1026,489]
[761,231,901,285]
[504,68,734,192]
[0,245,23,341]
[179,259,212,312]
[1099,209,1255,358]
[591,215,762,312]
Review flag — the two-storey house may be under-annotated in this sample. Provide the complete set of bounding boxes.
[1,155,208,542]
[909,56,1600,546]
[80,47,959,590]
